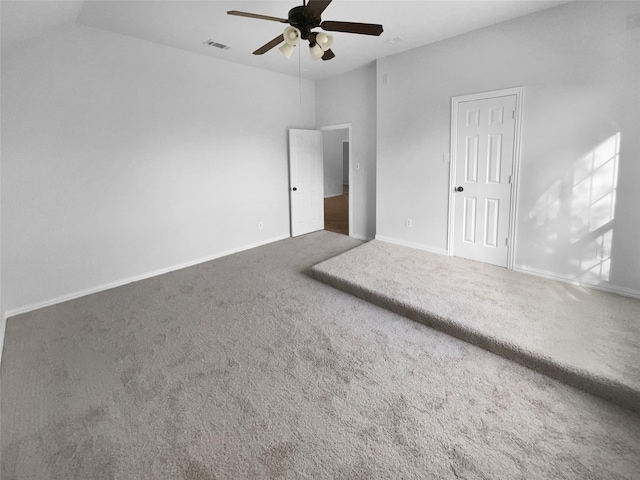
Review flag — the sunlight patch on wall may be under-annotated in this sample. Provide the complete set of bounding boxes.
[569,133,619,282]
[528,133,620,284]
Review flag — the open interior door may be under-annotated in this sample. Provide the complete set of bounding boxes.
[289,129,324,237]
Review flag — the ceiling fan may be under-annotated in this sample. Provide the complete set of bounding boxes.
[227,0,384,61]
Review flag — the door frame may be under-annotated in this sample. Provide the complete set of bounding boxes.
[447,87,525,269]
[318,123,353,238]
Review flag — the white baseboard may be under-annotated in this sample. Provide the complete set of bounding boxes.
[4,234,290,320]
[513,264,640,299]
[375,235,449,256]
[369,240,640,299]
[350,233,372,241]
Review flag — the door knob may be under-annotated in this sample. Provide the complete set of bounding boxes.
[456,186,464,192]
[292,187,297,191]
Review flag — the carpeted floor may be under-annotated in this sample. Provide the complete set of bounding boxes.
[311,240,640,414]
[2,231,640,479]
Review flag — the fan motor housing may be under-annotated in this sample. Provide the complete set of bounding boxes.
[287,6,320,39]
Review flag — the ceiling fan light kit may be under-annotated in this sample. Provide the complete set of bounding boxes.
[309,42,324,60]
[283,26,302,46]
[306,31,333,60]
[278,42,297,59]
[228,0,383,62]
[315,32,334,50]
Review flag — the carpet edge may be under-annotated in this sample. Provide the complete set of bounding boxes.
[310,263,640,415]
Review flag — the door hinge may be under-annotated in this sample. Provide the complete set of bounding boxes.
[505,237,509,246]
[508,175,512,184]
[512,110,515,119]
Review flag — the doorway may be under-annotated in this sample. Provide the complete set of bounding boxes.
[448,87,523,268]
[319,124,352,237]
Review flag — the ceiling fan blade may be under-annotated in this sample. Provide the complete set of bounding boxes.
[321,21,383,36]
[304,0,333,18]
[253,34,285,55]
[322,49,335,61]
[227,10,288,23]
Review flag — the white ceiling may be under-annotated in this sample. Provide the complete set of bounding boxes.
[3,0,571,80]
[0,0,84,53]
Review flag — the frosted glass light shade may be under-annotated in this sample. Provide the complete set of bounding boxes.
[315,33,334,51]
[283,26,301,46]
[309,43,324,60]
[279,43,296,59]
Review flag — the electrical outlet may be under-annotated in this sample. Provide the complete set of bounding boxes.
[406,218,412,228]
[355,163,360,170]
[258,221,264,230]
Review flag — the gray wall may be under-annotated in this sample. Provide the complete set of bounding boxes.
[323,129,349,198]
[376,1,640,295]
[1,24,315,314]
[316,63,377,240]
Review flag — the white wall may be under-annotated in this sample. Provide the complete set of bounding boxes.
[0,103,3,360]
[1,24,315,314]
[316,63,377,240]
[377,1,640,295]
[323,129,348,198]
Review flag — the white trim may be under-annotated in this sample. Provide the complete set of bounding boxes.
[0,313,6,366]
[4,234,290,320]
[375,235,448,256]
[318,124,353,238]
[318,123,352,130]
[448,86,525,270]
[514,264,640,299]
[351,234,372,241]
[508,89,525,270]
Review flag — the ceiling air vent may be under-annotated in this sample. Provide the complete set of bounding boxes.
[204,40,230,50]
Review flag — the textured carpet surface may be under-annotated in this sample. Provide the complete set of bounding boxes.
[311,240,640,414]
[2,231,640,479]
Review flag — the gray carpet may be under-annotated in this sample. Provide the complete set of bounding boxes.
[2,231,640,479]
[311,240,640,415]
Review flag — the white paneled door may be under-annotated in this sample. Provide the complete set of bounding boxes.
[289,129,324,237]
[453,95,517,267]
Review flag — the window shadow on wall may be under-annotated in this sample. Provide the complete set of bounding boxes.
[527,133,620,284]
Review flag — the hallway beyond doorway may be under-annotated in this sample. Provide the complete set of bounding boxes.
[324,185,349,235]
